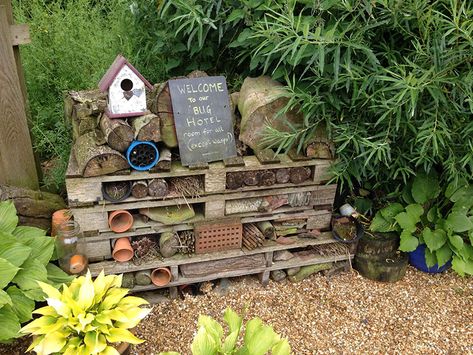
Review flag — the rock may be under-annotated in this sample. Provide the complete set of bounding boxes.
[289,263,333,282]
[139,291,170,304]
[271,270,287,282]
[286,267,301,276]
[273,250,294,262]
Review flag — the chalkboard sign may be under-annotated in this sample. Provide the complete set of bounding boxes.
[168,76,237,166]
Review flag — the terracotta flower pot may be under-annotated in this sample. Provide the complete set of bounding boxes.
[69,254,87,274]
[51,209,72,237]
[109,210,134,233]
[151,267,172,286]
[112,237,134,262]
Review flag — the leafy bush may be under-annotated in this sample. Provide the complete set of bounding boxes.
[13,0,137,191]
[0,201,73,343]
[160,307,291,355]
[371,172,473,276]
[156,0,473,188]
[21,271,151,355]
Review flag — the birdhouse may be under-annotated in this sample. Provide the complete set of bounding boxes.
[98,54,153,118]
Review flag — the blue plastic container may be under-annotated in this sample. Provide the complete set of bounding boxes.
[126,141,159,171]
[408,244,451,273]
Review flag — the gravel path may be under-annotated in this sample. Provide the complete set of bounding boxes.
[1,267,471,355]
[132,268,473,354]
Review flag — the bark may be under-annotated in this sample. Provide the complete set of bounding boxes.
[159,232,179,258]
[275,168,290,184]
[289,167,311,184]
[148,178,168,198]
[130,113,161,142]
[99,114,134,153]
[73,131,129,177]
[256,221,275,240]
[131,181,148,199]
[260,170,276,186]
[226,172,245,190]
[243,171,260,186]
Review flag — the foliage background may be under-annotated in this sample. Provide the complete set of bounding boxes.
[14,0,473,192]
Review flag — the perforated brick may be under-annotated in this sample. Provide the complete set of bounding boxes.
[195,218,242,254]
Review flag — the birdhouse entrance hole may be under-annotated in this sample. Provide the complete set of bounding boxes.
[121,78,133,91]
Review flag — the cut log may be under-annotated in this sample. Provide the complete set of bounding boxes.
[156,82,178,148]
[159,232,179,258]
[305,125,335,159]
[275,168,290,184]
[180,254,265,278]
[243,171,260,186]
[99,114,133,153]
[238,76,303,150]
[289,167,311,184]
[73,131,129,177]
[148,178,168,198]
[256,221,275,240]
[226,172,244,190]
[130,113,161,142]
[131,181,148,199]
[153,147,171,172]
[260,170,276,186]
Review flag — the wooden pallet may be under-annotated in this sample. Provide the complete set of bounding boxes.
[87,232,354,294]
[65,152,333,207]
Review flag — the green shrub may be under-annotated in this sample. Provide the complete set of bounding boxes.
[156,0,473,188]
[0,201,73,343]
[13,0,135,191]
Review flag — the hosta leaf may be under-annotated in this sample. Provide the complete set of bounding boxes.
[13,229,54,266]
[399,230,419,252]
[0,305,20,342]
[191,327,218,355]
[0,201,19,234]
[0,257,20,289]
[118,296,149,307]
[0,289,12,308]
[244,322,280,355]
[33,305,57,316]
[452,256,467,276]
[6,286,35,323]
[446,212,473,233]
[0,240,31,267]
[411,171,440,204]
[37,281,62,299]
[422,228,447,251]
[380,203,404,221]
[102,346,121,355]
[222,331,239,354]
[424,248,437,268]
[448,234,464,251]
[34,331,67,354]
[46,263,74,285]
[223,307,242,334]
[12,258,48,290]
[198,315,224,343]
[435,244,452,268]
[100,288,129,311]
[20,315,57,334]
[77,272,95,311]
[84,331,107,354]
[13,225,47,238]
[106,328,145,345]
[272,339,291,355]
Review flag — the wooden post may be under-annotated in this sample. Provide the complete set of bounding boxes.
[0,3,39,189]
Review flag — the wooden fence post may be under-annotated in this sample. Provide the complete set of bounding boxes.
[0,4,39,189]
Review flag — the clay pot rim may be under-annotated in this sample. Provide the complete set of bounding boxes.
[150,267,172,286]
[109,210,134,233]
[112,237,134,262]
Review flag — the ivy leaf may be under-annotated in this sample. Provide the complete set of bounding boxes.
[411,171,440,204]
[435,244,452,268]
[424,248,437,268]
[446,212,473,233]
[0,201,19,235]
[422,228,447,251]
[399,230,419,252]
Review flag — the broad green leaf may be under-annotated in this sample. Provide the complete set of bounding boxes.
[427,206,439,223]
[100,288,129,311]
[0,305,20,342]
[225,9,245,23]
[445,179,467,199]
[0,289,12,308]
[452,256,466,276]
[464,258,473,275]
[35,331,67,354]
[0,257,20,289]
[191,327,218,355]
[435,244,452,268]
[369,213,394,232]
[411,172,440,204]
[198,315,224,345]
[23,288,47,301]
[13,228,54,266]
[424,248,437,268]
[20,315,57,334]
[106,328,144,345]
[223,307,242,334]
[77,272,95,311]
[448,234,464,251]
[222,331,239,354]
[422,228,447,251]
[0,240,31,267]
[6,286,35,323]
[13,225,47,238]
[245,322,280,355]
[395,213,416,233]
[0,201,19,234]
[405,204,424,219]
[46,263,74,285]
[11,258,48,290]
[399,230,419,252]
[118,296,149,307]
[272,339,291,355]
[469,230,473,246]
[84,331,107,354]
[380,203,404,221]
[101,346,121,355]
[446,212,473,233]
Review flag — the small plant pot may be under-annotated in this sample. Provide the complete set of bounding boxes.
[109,210,134,233]
[151,267,172,286]
[112,237,134,262]
[69,254,88,274]
[126,141,159,171]
[331,215,363,243]
[51,209,72,237]
[102,181,132,203]
[408,244,451,273]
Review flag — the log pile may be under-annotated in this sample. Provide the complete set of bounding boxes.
[242,223,265,250]
[226,167,312,190]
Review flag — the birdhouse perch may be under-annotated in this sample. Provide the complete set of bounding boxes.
[98,54,153,118]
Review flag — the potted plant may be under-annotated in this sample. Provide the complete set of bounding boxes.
[21,270,151,354]
[370,172,473,275]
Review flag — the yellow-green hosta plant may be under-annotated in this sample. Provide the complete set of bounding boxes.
[160,307,291,355]
[20,271,151,355]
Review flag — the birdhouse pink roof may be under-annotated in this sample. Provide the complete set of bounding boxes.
[98,54,153,92]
